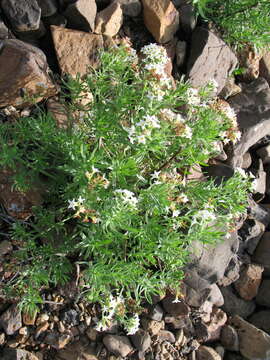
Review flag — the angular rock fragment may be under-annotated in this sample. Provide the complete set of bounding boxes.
[142,0,179,43]
[253,232,270,270]
[51,26,103,77]
[0,305,22,335]
[186,28,237,94]
[234,263,263,300]
[64,0,97,32]
[37,0,58,17]
[117,0,141,17]
[0,39,57,108]
[230,315,270,360]
[103,335,133,357]
[227,78,270,167]
[95,2,123,37]
[1,0,41,32]
[220,325,239,352]
[238,218,265,255]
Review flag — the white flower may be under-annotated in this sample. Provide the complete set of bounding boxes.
[77,196,85,204]
[137,134,147,144]
[115,189,138,207]
[183,125,193,139]
[68,199,77,210]
[235,167,247,178]
[151,171,161,180]
[186,87,200,106]
[92,166,100,173]
[172,209,180,218]
[125,314,140,335]
[209,78,219,91]
[194,209,216,223]
[179,193,189,203]
[172,297,181,303]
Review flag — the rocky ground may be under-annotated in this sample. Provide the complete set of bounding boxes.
[0,0,270,359]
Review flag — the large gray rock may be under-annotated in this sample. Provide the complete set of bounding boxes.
[64,0,97,32]
[1,0,41,32]
[238,218,265,255]
[220,286,256,319]
[230,315,270,360]
[188,231,239,284]
[0,39,57,108]
[247,198,270,227]
[0,305,22,335]
[186,27,237,94]
[253,232,270,270]
[36,0,57,17]
[2,348,39,360]
[227,78,270,167]
[249,310,270,334]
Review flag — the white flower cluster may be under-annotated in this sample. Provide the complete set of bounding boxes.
[124,313,140,335]
[192,208,217,228]
[115,189,138,207]
[96,295,124,332]
[68,196,85,210]
[160,108,193,139]
[123,114,161,145]
[186,87,201,106]
[234,167,257,192]
[218,102,241,144]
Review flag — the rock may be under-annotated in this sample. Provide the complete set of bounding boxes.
[22,312,37,326]
[51,26,103,78]
[238,46,261,82]
[189,231,239,284]
[234,263,263,301]
[95,2,123,36]
[1,0,41,32]
[164,315,194,335]
[256,279,270,307]
[0,305,22,335]
[117,0,141,17]
[176,40,187,67]
[215,346,225,359]
[141,318,164,335]
[158,330,175,343]
[220,325,239,352]
[35,321,49,339]
[130,329,151,353]
[227,78,270,167]
[207,284,224,307]
[260,51,270,85]
[86,327,98,341]
[36,0,57,17]
[257,144,270,164]
[14,21,46,43]
[56,338,98,360]
[249,310,270,334]
[2,348,39,360]
[148,304,163,322]
[162,295,190,316]
[204,163,234,185]
[0,15,9,39]
[103,335,133,357]
[178,1,196,34]
[202,307,227,342]
[220,285,256,319]
[183,283,211,308]
[0,332,5,345]
[219,77,242,100]
[248,198,270,227]
[230,315,270,360]
[47,97,69,129]
[186,28,237,95]
[218,255,241,287]
[196,346,222,360]
[238,219,265,255]
[241,152,252,169]
[253,232,270,269]
[0,240,12,256]
[43,13,67,27]
[0,39,57,108]
[64,0,97,32]
[141,0,179,43]
[60,309,79,326]
[43,332,71,349]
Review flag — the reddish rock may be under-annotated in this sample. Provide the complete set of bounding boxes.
[95,2,123,37]
[234,263,263,300]
[51,26,103,78]
[142,0,179,44]
[0,39,57,108]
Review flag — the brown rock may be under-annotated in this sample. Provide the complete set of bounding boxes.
[56,338,98,360]
[0,39,57,108]
[234,263,263,300]
[204,307,227,342]
[238,46,262,82]
[95,2,123,37]
[0,240,12,256]
[196,346,222,360]
[230,315,270,360]
[142,0,179,43]
[220,325,239,352]
[43,332,71,349]
[64,0,97,32]
[253,232,270,269]
[0,305,22,336]
[158,329,175,343]
[0,168,43,220]
[47,97,69,129]
[51,26,103,78]
[2,348,39,360]
[35,322,49,339]
[162,295,190,316]
[103,335,133,357]
[23,312,37,326]
[256,279,270,307]
[141,318,164,336]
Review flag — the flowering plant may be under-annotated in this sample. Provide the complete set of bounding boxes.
[0,44,252,331]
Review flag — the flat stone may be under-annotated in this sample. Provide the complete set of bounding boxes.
[186,27,237,94]
[256,279,270,307]
[0,39,57,108]
[234,263,263,300]
[141,0,179,43]
[64,0,97,32]
[196,346,222,360]
[0,305,22,335]
[2,348,39,360]
[1,0,41,32]
[220,285,256,319]
[162,295,190,316]
[148,304,163,322]
[253,232,270,269]
[220,325,239,352]
[141,318,164,335]
[227,78,270,167]
[36,0,57,17]
[117,0,141,17]
[51,26,103,78]
[130,329,151,353]
[230,315,270,360]
[103,335,133,357]
[249,310,270,334]
[259,51,270,85]
[95,2,123,37]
